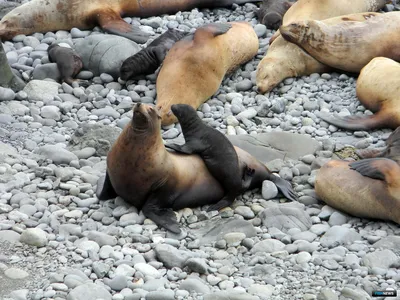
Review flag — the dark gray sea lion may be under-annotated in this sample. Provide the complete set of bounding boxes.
[96,103,298,233]
[257,0,293,30]
[119,28,187,81]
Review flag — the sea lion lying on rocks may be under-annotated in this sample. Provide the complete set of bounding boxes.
[96,103,297,233]
[257,0,294,30]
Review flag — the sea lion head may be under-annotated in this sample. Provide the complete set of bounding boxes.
[279,20,312,44]
[132,103,161,132]
[170,104,198,125]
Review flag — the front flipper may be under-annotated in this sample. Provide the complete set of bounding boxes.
[96,172,118,200]
[207,197,233,212]
[193,22,232,44]
[142,199,181,234]
[349,158,400,185]
[270,174,298,202]
[165,143,194,154]
[96,9,150,44]
[242,166,255,190]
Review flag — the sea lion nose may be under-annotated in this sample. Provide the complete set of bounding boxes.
[136,103,142,108]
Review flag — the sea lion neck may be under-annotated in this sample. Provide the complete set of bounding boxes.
[179,116,203,136]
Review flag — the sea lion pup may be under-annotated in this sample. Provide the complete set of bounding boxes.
[279,12,400,73]
[96,103,298,233]
[255,0,387,94]
[315,127,400,224]
[257,0,294,30]
[120,29,187,81]
[167,104,298,211]
[47,43,86,86]
[0,0,259,44]
[156,22,258,126]
[319,57,400,131]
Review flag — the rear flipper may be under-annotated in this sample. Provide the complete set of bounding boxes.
[349,158,400,183]
[319,111,387,131]
[96,172,118,200]
[355,148,386,159]
[242,166,255,190]
[270,174,298,202]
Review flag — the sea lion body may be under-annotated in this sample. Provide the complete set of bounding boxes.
[255,0,387,94]
[257,0,293,30]
[256,11,381,93]
[315,127,400,224]
[47,43,83,85]
[120,28,187,81]
[319,57,400,130]
[97,103,297,233]
[156,22,258,125]
[280,12,400,73]
[0,0,259,43]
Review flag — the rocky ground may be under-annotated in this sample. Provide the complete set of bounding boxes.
[0,2,400,300]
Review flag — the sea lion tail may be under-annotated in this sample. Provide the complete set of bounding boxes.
[319,111,388,131]
[269,174,298,202]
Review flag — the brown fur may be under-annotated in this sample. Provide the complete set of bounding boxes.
[155,21,258,126]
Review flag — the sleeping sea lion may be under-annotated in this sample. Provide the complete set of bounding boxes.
[257,0,294,30]
[279,12,400,73]
[156,22,258,126]
[255,0,387,94]
[47,43,85,86]
[96,103,297,233]
[119,28,187,81]
[319,57,400,131]
[0,0,259,44]
[166,104,298,212]
[315,127,400,224]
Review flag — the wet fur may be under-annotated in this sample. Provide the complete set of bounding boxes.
[48,44,83,85]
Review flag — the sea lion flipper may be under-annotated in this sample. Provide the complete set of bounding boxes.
[242,166,256,189]
[96,172,118,200]
[207,198,233,212]
[194,23,232,44]
[142,200,181,233]
[153,46,168,64]
[270,174,298,202]
[165,143,194,154]
[96,10,150,44]
[349,158,400,184]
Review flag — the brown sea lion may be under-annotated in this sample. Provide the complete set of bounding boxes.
[315,127,400,224]
[119,28,187,81]
[257,0,294,30]
[280,12,400,73]
[47,43,85,86]
[319,57,400,131]
[96,103,297,233]
[155,22,258,126]
[0,0,259,44]
[255,0,387,94]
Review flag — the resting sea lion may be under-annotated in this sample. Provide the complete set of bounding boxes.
[319,57,400,131]
[167,104,298,211]
[280,12,400,73]
[315,127,400,224]
[120,28,187,81]
[96,103,297,233]
[156,22,258,125]
[257,0,294,30]
[47,43,84,86]
[0,0,259,44]
[255,0,387,94]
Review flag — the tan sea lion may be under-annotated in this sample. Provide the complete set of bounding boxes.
[155,22,258,126]
[256,11,382,94]
[315,127,400,224]
[319,57,400,131]
[96,103,297,233]
[0,0,259,44]
[280,11,400,73]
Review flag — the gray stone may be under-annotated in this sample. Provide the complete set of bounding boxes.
[23,80,60,101]
[261,180,278,200]
[145,289,175,300]
[179,277,210,294]
[20,228,48,247]
[107,275,128,291]
[320,226,362,248]
[251,239,285,253]
[185,258,208,274]
[92,262,110,278]
[0,230,21,243]
[154,244,192,269]
[32,63,61,81]
[87,231,117,246]
[67,283,112,300]
[34,145,78,165]
[0,87,16,101]
[373,236,400,250]
[204,292,259,300]
[362,249,398,269]
[5,268,29,279]
[317,288,339,300]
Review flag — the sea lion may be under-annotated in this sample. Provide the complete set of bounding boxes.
[96,103,297,233]
[120,28,187,81]
[155,22,258,126]
[0,0,259,44]
[315,127,400,224]
[257,0,294,30]
[166,104,298,211]
[255,0,387,94]
[47,43,84,86]
[319,57,400,131]
[280,12,400,73]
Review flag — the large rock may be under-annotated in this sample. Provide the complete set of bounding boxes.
[75,34,141,79]
[227,132,321,163]
[373,236,400,251]
[20,228,48,247]
[362,249,399,269]
[320,226,362,248]
[34,145,78,165]
[204,291,259,300]
[67,283,112,300]
[23,80,60,101]
[32,63,61,81]
[259,202,312,233]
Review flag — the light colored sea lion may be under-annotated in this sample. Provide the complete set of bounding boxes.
[0,0,259,44]
[256,11,382,94]
[319,57,400,131]
[255,0,388,94]
[315,127,400,224]
[155,22,258,126]
[96,103,297,233]
[280,11,400,73]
